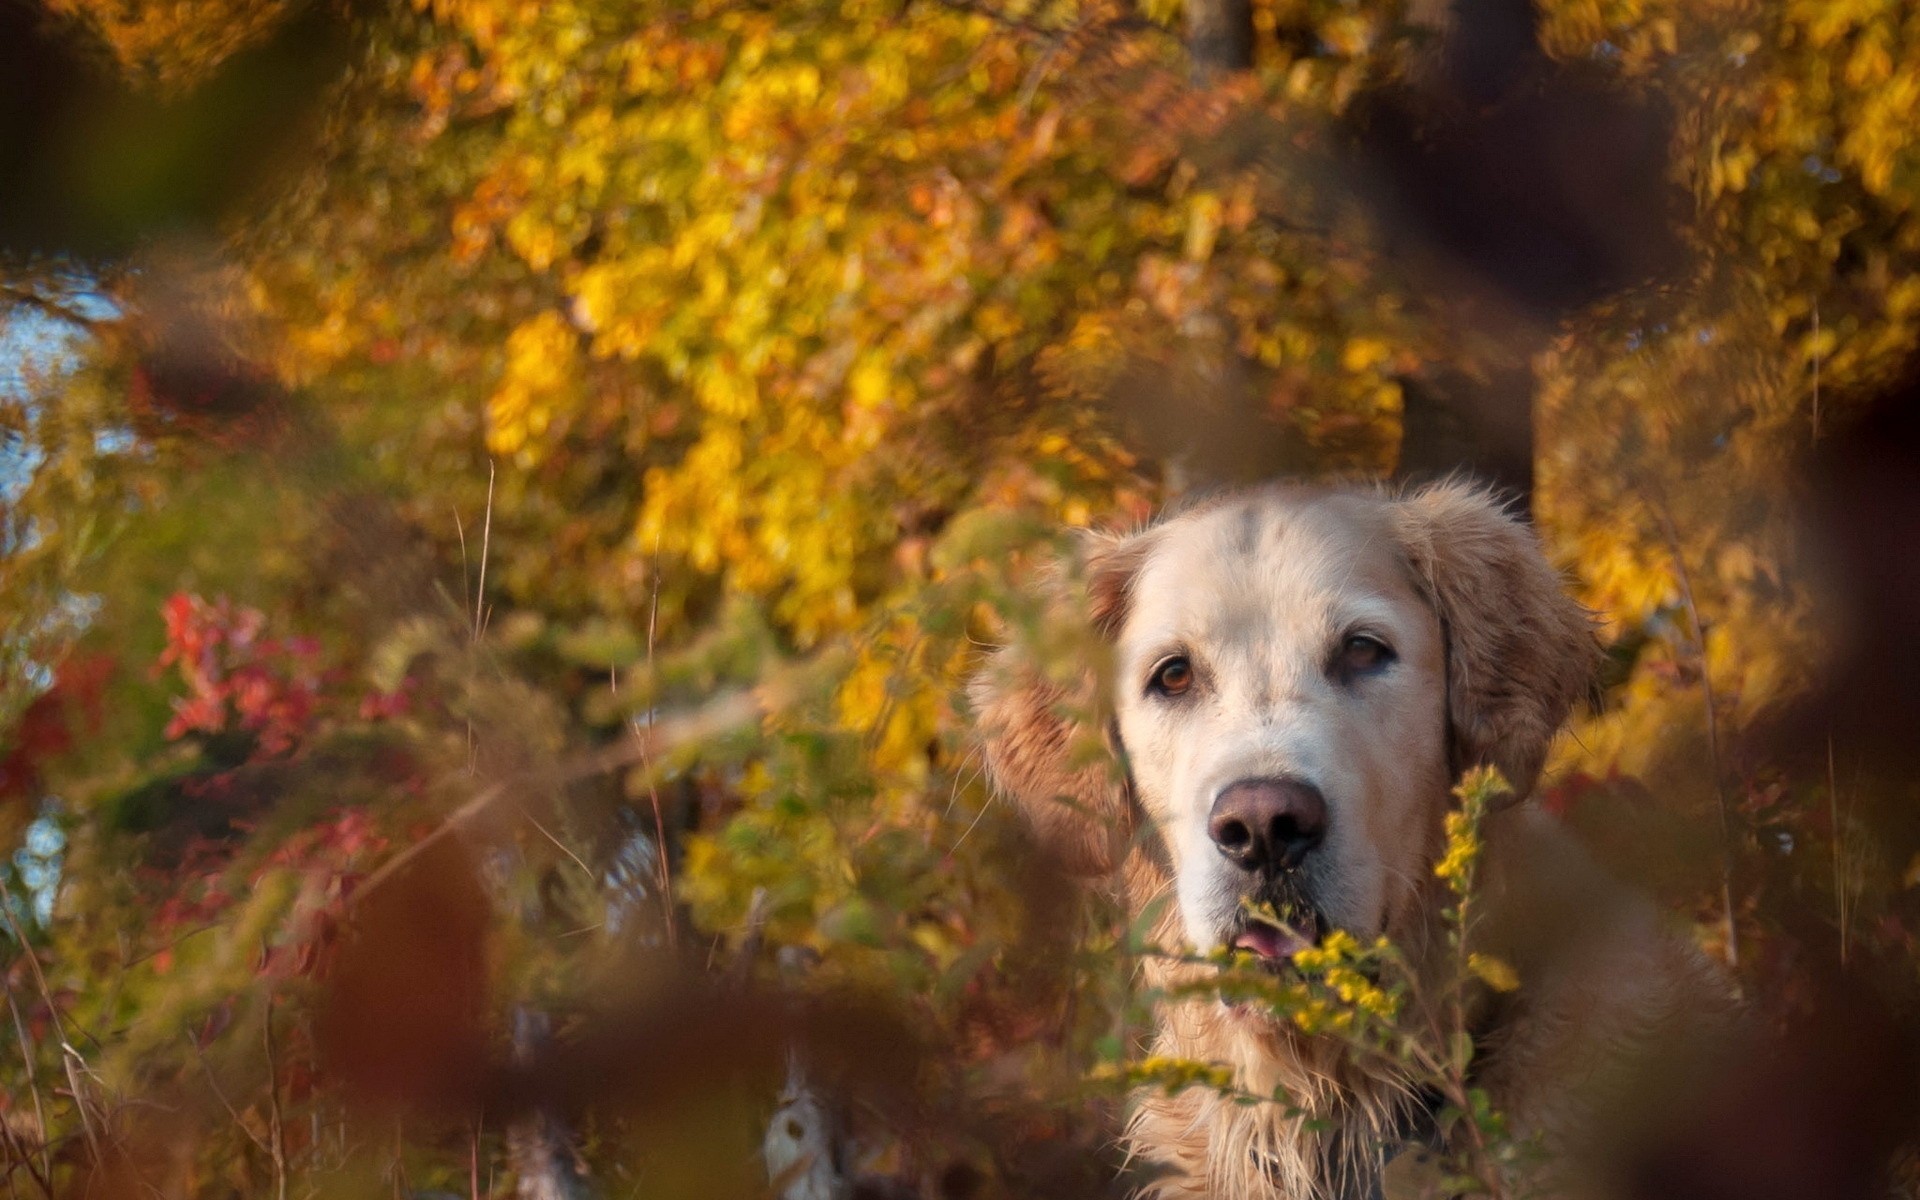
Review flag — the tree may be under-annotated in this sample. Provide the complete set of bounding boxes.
[5,0,1920,1195]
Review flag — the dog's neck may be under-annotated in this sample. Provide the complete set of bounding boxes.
[1118,837,1512,1200]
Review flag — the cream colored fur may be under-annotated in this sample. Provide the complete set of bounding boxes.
[970,482,1733,1200]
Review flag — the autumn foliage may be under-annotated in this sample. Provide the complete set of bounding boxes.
[4,0,1920,1196]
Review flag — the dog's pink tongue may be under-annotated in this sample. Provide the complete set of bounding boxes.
[1235,923,1310,959]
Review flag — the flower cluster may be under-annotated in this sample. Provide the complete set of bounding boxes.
[159,592,327,758]
[1091,1055,1236,1097]
[1289,930,1401,1025]
[1433,809,1481,886]
[1435,766,1511,889]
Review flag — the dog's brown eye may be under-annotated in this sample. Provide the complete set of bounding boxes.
[1149,656,1193,697]
[1335,634,1394,679]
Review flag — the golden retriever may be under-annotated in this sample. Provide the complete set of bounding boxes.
[972,481,1733,1200]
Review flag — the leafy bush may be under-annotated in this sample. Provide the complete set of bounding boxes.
[5,0,1920,1196]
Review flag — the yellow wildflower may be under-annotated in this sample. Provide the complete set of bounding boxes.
[1469,953,1521,993]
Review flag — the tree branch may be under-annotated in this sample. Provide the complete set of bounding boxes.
[0,284,104,334]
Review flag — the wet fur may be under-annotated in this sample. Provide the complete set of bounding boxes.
[970,481,1732,1200]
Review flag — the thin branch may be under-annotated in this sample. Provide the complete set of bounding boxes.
[264,992,289,1200]
[60,1043,102,1170]
[349,686,772,913]
[0,1118,41,1199]
[456,499,476,774]
[475,459,496,640]
[726,887,771,989]
[454,502,471,631]
[637,533,677,949]
[0,285,104,334]
[0,901,102,1169]
[121,922,220,969]
[522,810,596,882]
[1017,18,1077,109]
[1653,498,1740,972]
[188,1033,273,1157]
[390,1119,407,1200]
[2,970,54,1194]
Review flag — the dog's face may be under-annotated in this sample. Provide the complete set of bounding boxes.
[1111,494,1451,955]
[973,482,1597,964]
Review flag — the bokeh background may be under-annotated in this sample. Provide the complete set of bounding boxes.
[3,0,1920,1195]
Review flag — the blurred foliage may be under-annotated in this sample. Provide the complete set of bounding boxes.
[43,0,297,94]
[3,0,1920,1195]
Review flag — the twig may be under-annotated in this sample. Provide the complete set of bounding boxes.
[188,1033,273,1156]
[1018,21,1076,109]
[60,1043,101,1170]
[2,969,54,1194]
[857,634,922,760]
[0,285,104,333]
[121,922,220,969]
[0,1102,51,1199]
[475,460,495,641]
[727,888,771,989]
[1438,808,1507,1199]
[454,503,471,622]
[390,1119,407,1200]
[456,498,475,774]
[0,1117,42,1199]
[466,461,496,780]
[522,810,596,881]
[637,534,678,949]
[264,992,289,1200]
[349,687,769,913]
[0,901,102,1169]
[1652,498,1739,971]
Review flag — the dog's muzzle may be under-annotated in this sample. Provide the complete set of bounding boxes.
[1209,776,1330,963]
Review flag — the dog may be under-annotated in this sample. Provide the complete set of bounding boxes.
[971,481,1734,1200]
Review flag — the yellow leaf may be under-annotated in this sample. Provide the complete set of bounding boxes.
[848,355,891,408]
[1341,336,1391,373]
[1469,953,1520,993]
[1184,193,1222,262]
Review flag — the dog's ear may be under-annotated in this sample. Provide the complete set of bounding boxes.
[968,531,1152,876]
[1392,481,1599,799]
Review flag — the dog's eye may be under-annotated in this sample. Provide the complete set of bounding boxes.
[1148,655,1194,698]
[1335,634,1394,679]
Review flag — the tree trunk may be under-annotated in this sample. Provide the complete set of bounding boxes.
[1186,0,1255,77]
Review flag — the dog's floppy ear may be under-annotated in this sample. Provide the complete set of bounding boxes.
[968,531,1152,876]
[1392,481,1598,799]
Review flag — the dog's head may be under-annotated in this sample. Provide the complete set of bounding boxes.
[972,482,1595,960]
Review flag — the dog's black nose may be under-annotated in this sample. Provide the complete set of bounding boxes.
[1209,778,1327,873]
